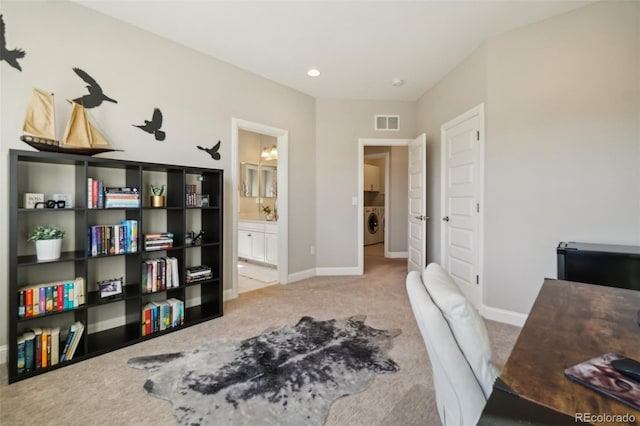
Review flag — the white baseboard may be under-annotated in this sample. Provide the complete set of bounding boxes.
[386,251,408,259]
[224,288,237,301]
[480,304,527,327]
[287,268,316,283]
[0,344,6,365]
[316,267,361,276]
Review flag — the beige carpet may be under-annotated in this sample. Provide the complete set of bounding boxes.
[0,251,521,426]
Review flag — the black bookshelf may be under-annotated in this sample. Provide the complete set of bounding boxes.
[8,149,223,383]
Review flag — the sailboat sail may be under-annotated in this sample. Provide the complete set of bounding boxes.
[63,101,111,148]
[22,88,57,143]
[20,90,121,156]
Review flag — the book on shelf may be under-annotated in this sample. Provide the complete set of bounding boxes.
[23,331,35,373]
[186,184,198,207]
[141,299,184,336]
[142,257,179,293]
[88,221,138,256]
[18,277,85,318]
[60,321,84,362]
[32,327,42,369]
[17,325,63,373]
[185,265,212,283]
[144,233,174,251]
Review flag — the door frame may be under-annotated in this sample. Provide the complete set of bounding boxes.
[440,103,485,306]
[231,118,289,299]
[358,138,412,275]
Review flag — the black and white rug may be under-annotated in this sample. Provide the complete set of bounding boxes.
[128,315,400,425]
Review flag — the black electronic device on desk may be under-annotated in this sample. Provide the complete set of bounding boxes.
[557,242,640,291]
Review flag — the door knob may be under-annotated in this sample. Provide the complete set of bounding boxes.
[415,215,429,221]
[442,216,450,222]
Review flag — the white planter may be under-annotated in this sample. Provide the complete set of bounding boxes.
[35,238,62,261]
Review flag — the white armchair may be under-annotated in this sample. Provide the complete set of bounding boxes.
[406,270,486,425]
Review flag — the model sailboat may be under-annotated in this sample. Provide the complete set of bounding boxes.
[20,88,121,156]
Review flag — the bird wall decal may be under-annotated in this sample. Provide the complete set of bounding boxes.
[197,141,221,160]
[0,15,26,71]
[72,67,117,108]
[133,108,166,141]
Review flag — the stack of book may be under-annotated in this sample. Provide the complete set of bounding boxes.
[186,184,197,207]
[144,233,174,251]
[87,178,104,209]
[104,187,140,208]
[18,277,85,318]
[185,265,212,283]
[88,220,138,256]
[17,327,60,373]
[142,257,179,293]
[60,321,84,362]
[141,298,184,336]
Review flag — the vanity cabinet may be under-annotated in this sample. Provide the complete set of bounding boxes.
[364,164,381,192]
[238,221,277,266]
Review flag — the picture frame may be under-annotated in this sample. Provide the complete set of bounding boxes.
[98,277,124,300]
[197,194,210,208]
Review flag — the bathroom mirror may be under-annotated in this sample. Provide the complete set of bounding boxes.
[240,162,259,197]
[261,165,277,198]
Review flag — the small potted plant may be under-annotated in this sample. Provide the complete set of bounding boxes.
[150,184,165,207]
[262,205,274,221]
[28,225,65,261]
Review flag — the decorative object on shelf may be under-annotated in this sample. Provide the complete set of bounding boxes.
[23,192,44,209]
[196,194,209,207]
[133,108,166,141]
[262,205,273,221]
[33,199,66,209]
[197,140,221,160]
[71,67,117,108]
[0,14,26,72]
[98,277,124,300]
[52,193,73,208]
[20,88,122,155]
[128,315,400,426]
[28,225,65,261]
[150,184,165,207]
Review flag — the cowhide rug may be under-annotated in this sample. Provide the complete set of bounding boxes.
[128,315,400,425]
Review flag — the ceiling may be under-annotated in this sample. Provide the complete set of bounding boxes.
[75,1,592,101]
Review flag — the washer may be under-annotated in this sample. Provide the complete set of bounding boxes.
[364,206,381,246]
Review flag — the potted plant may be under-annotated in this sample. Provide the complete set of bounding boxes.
[262,205,274,221]
[28,225,65,261]
[150,184,165,207]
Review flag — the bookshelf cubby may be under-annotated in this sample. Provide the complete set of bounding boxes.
[8,149,223,383]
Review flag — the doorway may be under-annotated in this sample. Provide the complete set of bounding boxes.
[231,119,289,299]
[440,104,484,308]
[357,135,426,275]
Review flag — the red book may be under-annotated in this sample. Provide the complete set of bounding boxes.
[25,289,33,317]
[92,179,99,208]
[57,285,64,311]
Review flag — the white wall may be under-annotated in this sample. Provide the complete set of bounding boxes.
[0,1,316,350]
[418,0,640,317]
[315,99,417,269]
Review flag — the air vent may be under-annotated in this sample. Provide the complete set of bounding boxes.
[375,115,400,131]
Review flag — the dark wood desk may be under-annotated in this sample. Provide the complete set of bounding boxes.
[479,279,640,425]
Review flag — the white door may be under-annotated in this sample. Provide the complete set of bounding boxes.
[441,105,483,307]
[407,134,427,273]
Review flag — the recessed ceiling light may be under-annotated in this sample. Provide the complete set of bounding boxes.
[391,78,404,87]
[307,68,321,77]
